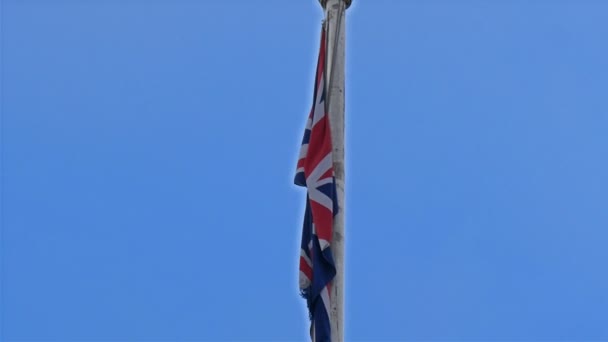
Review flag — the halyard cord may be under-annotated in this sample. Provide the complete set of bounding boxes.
[324,0,345,117]
[322,0,345,338]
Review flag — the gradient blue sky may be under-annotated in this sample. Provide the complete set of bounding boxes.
[2,1,608,341]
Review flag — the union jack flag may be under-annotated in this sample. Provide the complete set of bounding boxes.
[295,24,337,342]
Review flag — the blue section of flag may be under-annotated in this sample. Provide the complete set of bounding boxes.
[300,199,336,342]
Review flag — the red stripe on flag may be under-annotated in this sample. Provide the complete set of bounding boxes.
[300,256,313,280]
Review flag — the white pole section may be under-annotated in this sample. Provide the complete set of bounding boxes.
[319,0,350,341]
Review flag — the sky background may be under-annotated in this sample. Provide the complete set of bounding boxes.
[2,0,608,341]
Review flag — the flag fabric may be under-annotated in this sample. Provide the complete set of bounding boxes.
[295,24,338,342]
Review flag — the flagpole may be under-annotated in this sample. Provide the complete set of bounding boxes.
[318,0,350,341]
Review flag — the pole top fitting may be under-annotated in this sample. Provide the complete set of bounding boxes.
[318,0,352,9]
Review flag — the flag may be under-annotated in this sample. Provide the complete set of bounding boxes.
[295,24,337,342]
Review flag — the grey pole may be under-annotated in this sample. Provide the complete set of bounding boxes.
[318,0,350,341]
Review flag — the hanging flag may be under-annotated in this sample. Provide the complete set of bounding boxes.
[295,24,337,342]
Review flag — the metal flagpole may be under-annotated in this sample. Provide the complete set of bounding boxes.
[318,0,350,341]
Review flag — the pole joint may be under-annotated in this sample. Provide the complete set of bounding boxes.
[318,0,352,9]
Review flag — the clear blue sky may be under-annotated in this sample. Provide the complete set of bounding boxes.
[2,1,608,341]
